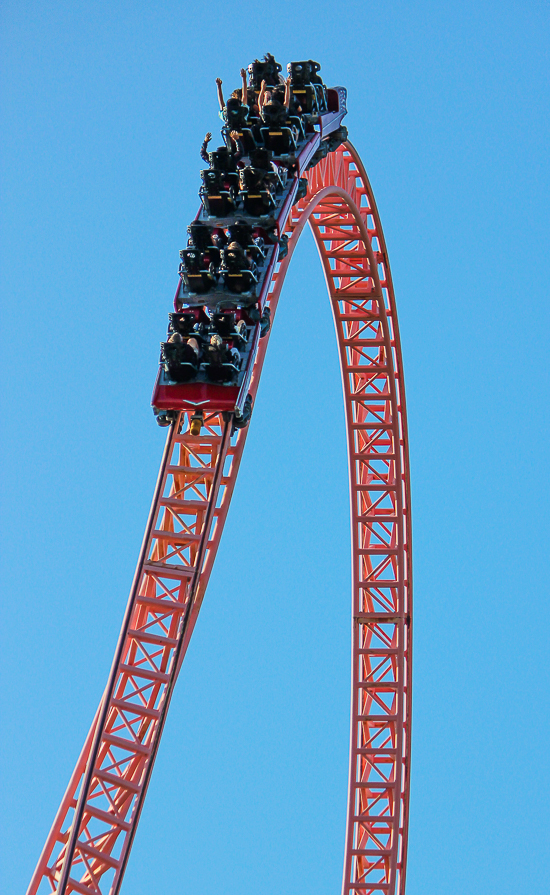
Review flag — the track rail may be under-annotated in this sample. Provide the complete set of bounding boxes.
[28,142,411,895]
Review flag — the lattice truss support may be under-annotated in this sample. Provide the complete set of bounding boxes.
[286,147,413,895]
[28,144,411,895]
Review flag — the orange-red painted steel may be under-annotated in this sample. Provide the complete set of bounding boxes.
[28,143,411,895]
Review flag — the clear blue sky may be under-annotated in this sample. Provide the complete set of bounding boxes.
[1,1,549,893]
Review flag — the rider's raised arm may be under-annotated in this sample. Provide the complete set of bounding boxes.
[200,132,212,164]
[284,76,291,111]
[258,79,267,110]
[240,68,248,105]
[215,77,224,111]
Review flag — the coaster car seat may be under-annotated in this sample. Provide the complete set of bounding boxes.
[188,221,215,253]
[206,148,240,191]
[248,55,282,90]
[203,361,240,383]
[287,59,328,115]
[202,343,240,383]
[222,267,258,294]
[287,60,327,115]
[239,167,277,217]
[211,312,249,347]
[288,60,323,85]
[211,311,237,338]
[200,169,237,217]
[169,311,202,336]
[290,85,325,116]
[208,147,238,175]
[248,147,274,171]
[161,340,199,382]
[246,151,285,193]
[260,101,297,153]
[183,222,222,271]
[220,247,259,294]
[247,114,264,144]
[179,248,217,294]
[260,125,297,156]
[225,97,250,130]
[227,220,267,262]
[224,124,257,154]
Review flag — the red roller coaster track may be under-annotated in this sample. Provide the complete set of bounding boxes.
[28,141,412,895]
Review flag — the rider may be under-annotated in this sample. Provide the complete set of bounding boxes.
[168,331,200,364]
[216,69,250,129]
[204,334,240,377]
[216,70,247,112]
[258,77,292,127]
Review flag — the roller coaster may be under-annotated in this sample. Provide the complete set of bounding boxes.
[27,55,412,895]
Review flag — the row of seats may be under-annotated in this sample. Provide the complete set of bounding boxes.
[179,220,268,296]
[161,309,269,384]
[224,112,306,157]
[168,306,270,340]
[199,146,287,218]
[162,335,240,384]
[249,57,329,117]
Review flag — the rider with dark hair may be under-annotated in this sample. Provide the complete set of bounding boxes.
[248,53,283,89]
[200,132,214,164]
[222,241,252,272]
[216,69,249,126]
[258,76,292,128]
[200,133,240,168]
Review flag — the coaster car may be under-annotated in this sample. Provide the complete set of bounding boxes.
[211,311,248,345]
[152,301,262,418]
